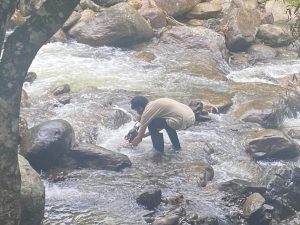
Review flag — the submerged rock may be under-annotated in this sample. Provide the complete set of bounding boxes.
[152,215,180,225]
[59,144,132,171]
[136,189,162,209]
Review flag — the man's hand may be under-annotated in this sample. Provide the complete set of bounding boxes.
[131,136,142,146]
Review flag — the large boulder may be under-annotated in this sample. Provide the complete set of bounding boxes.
[58,144,132,171]
[69,3,154,47]
[247,44,277,60]
[231,0,258,10]
[230,98,285,129]
[256,24,292,47]
[152,0,203,18]
[138,4,167,29]
[221,7,261,52]
[19,155,45,225]
[186,2,223,20]
[20,119,75,172]
[265,0,290,22]
[244,129,300,160]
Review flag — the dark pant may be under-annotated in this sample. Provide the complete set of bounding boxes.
[148,118,181,152]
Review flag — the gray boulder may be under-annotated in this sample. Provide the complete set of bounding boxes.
[245,129,300,160]
[59,144,132,171]
[221,7,261,52]
[136,189,162,209]
[69,3,154,47]
[20,119,75,172]
[19,155,45,225]
[256,24,292,47]
[186,2,222,20]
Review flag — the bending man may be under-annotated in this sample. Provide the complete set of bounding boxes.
[130,96,195,152]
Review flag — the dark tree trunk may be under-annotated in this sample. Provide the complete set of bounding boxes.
[0,0,79,224]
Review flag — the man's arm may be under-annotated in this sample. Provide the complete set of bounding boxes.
[131,126,147,146]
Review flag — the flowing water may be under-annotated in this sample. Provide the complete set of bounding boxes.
[21,42,300,225]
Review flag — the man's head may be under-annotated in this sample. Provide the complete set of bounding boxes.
[131,96,148,115]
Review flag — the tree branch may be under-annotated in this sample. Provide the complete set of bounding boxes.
[0,0,79,98]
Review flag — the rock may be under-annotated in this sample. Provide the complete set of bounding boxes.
[247,44,277,60]
[265,0,290,22]
[221,7,261,52]
[57,95,71,105]
[80,0,102,11]
[153,0,203,18]
[186,2,222,20]
[136,189,162,209]
[19,155,45,225]
[133,51,156,62]
[219,179,267,196]
[20,119,75,172]
[8,10,26,28]
[256,24,292,47]
[231,98,286,129]
[260,12,274,25]
[245,129,300,160]
[92,0,127,7]
[69,3,154,47]
[59,144,132,171]
[21,89,31,108]
[128,0,142,9]
[186,19,206,26]
[139,5,167,29]
[25,71,37,83]
[153,215,180,225]
[50,29,67,43]
[63,11,81,32]
[231,0,258,10]
[53,84,71,96]
[243,193,265,217]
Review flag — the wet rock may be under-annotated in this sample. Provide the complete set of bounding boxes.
[188,214,220,225]
[188,163,214,187]
[53,84,71,96]
[19,155,45,225]
[152,215,180,225]
[153,0,202,18]
[256,24,292,47]
[248,44,278,60]
[221,7,261,52]
[8,10,26,29]
[231,98,285,129]
[189,100,211,122]
[139,5,167,29]
[186,19,206,26]
[187,2,222,20]
[133,51,156,62]
[25,71,37,83]
[164,194,184,205]
[19,117,29,142]
[59,144,132,171]
[20,119,75,172]
[243,193,265,217]
[245,129,300,160]
[69,3,154,47]
[219,179,267,196]
[57,95,71,105]
[136,189,162,209]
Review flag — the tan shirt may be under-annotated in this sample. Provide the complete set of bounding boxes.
[140,98,195,130]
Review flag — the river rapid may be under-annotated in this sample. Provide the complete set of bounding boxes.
[21,42,300,225]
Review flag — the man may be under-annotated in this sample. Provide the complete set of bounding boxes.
[130,96,195,152]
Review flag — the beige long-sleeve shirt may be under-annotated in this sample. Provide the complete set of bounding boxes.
[140,98,195,130]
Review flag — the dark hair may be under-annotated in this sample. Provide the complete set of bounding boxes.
[131,96,148,110]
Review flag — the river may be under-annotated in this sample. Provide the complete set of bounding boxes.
[21,42,300,225]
